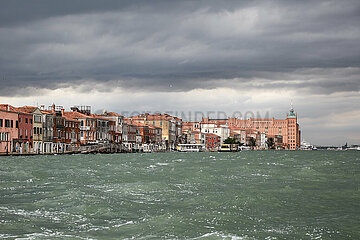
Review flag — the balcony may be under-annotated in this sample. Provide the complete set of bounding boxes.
[80,126,90,131]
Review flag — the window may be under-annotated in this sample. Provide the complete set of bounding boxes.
[5,119,10,128]
[16,120,19,128]
[0,119,2,127]
[11,120,13,128]
[34,115,41,123]
[2,133,6,141]
[25,118,28,123]
[30,119,32,124]
[19,117,21,123]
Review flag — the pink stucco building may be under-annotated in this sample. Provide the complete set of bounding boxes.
[0,107,19,153]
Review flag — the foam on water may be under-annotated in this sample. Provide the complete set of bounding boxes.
[191,232,249,240]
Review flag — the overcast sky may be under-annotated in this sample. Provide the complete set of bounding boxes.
[1,0,359,145]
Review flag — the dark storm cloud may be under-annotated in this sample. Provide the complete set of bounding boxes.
[0,0,252,27]
[0,0,360,95]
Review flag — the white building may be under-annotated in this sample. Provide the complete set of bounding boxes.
[200,123,230,143]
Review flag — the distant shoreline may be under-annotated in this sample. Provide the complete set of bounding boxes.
[2,148,359,157]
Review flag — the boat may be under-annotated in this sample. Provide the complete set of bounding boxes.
[177,144,205,152]
[301,140,317,150]
[218,144,241,152]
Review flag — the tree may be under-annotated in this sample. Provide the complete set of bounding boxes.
[224,137,243,145]
[266,137,275,149]
[224,137,236,144]
[248,137,256,150]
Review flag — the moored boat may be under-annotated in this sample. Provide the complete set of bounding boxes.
[177,144,205,152]
[218,144,241,152]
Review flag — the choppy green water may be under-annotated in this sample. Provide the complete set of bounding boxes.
[0,151,359,239]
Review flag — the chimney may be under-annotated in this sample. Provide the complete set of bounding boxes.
[52,104,55,112]
[61,108,64,116]
[7,104,10,111]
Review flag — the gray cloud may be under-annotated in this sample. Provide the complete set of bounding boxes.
[1,0,360,95]
[1,0,360,145]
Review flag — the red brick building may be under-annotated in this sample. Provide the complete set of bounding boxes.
[64,116,80,150]
[129,121,156,144]
[16,111,33,153]
[206,133,220,151]
[63,110,96,145]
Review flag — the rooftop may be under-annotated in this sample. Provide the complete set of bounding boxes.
[63,111,93,120]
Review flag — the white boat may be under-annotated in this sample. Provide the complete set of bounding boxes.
[301,140,317,150]
[177,144,205,152]
[240,146,251,151]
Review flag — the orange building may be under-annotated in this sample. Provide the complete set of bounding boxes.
[130,113,182,150]
[227,107,300,150]
[201,107,301,150]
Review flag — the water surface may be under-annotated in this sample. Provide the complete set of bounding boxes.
[1,151,359,239]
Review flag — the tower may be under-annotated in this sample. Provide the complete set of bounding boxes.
[286,103,300,150]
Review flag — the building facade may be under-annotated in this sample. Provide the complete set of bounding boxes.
[199,107,301,150]
[16,107,44,153]
[130,113,182,150]
[41,111,55,153]
[227,107,300,149]
[64,108,96,145]
[16,111,33,153]
[200,121,230,144]
[206,133,220,151]
[64,117,80,151]
[0,108,18,153]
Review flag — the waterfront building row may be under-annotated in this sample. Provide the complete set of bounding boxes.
[0,104,175,154]
[182,107,301,150]
[1,103,301,154]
